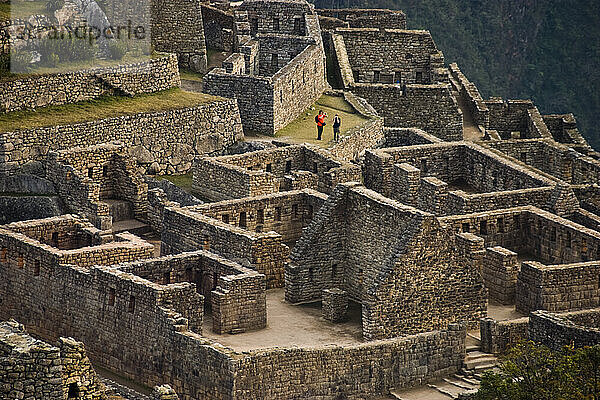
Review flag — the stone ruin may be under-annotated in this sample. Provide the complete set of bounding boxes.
[202,0,328,134]
[0,0,599,398]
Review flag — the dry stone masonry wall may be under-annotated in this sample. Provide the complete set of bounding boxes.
[0,97,243,175]
[0,320,109,400]
[0,54,180,113]
[193,144,361,201]
[202,0,328,134]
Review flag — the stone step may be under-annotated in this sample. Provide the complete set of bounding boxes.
[453,374,480,387]
[465,350,492,359]
[466,332,481,342]
[442,377,477,391]
[465,356,498,370]
[427,383,457,399]
[112,219,151,236]
[466,344,480,352]
[473,362,499,372]
[390,384,455,400]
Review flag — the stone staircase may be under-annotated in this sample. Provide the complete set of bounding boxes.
[390,334,497,400]
[101,199,151,236]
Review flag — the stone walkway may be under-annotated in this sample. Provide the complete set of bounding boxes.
[449,76,484,142]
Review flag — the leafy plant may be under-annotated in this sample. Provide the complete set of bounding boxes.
[107,40,127,60]
[37,35,96,66]
[476,341,600,400]
[10,49,35,72]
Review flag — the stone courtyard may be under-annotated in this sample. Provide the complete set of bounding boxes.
[0,0,599,399]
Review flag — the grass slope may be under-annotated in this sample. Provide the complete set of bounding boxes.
[276,94,369,146]
[0,88,220,132]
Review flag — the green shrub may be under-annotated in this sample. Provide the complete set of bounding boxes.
[10,50,35,72]
[107,40,127,60]
[37,36,96,66]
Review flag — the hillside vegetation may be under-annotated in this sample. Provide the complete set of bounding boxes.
[313,0,600,149]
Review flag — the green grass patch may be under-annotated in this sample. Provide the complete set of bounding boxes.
[0,88,220,132]
[0,1,48,21]
[179,68,204,82]
[276,94,370,147]
[156,173,193,193]
[0,3,10,21]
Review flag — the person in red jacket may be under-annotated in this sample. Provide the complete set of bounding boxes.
[315,110,327,140]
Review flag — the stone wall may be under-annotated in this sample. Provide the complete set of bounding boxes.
[327,91,385,162]
[0,219,471,399]
[271,41,328,132]
[0,215,155,269]
[484,98,553,140]
[482,246,519,304]
[0,54,180,113]
[189,189,327,245]
[529,309,600,350]
[516,260,600,314]
[352,83,462,141]
[479,317,529,355]
[286,183,486,339]
[233,323,466,399]
[203,0,327,135]
[203,71,276,133]
[116,250,265,334]
[543,113,592,153]
[212,271,266,334]
[151,0,207,72]
[0,97,244,175]
[257,35,312,76]
[161,205,289,288]
[0,320,109,400]
[329,27,461,140]
[441,206,600,267]
[45,142,148,229]
[380,127,442,147]
[238,0,313,36]
[192,144,361,201]
[337,28,442,83]
[202,4,234,52]
[316,8,407,29]
[484,138,600,185]
[363,142,557,207]
[0,252,229,399]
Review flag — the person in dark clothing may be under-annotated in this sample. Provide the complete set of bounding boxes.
[333,114,341,141]
[315,110,327,140]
